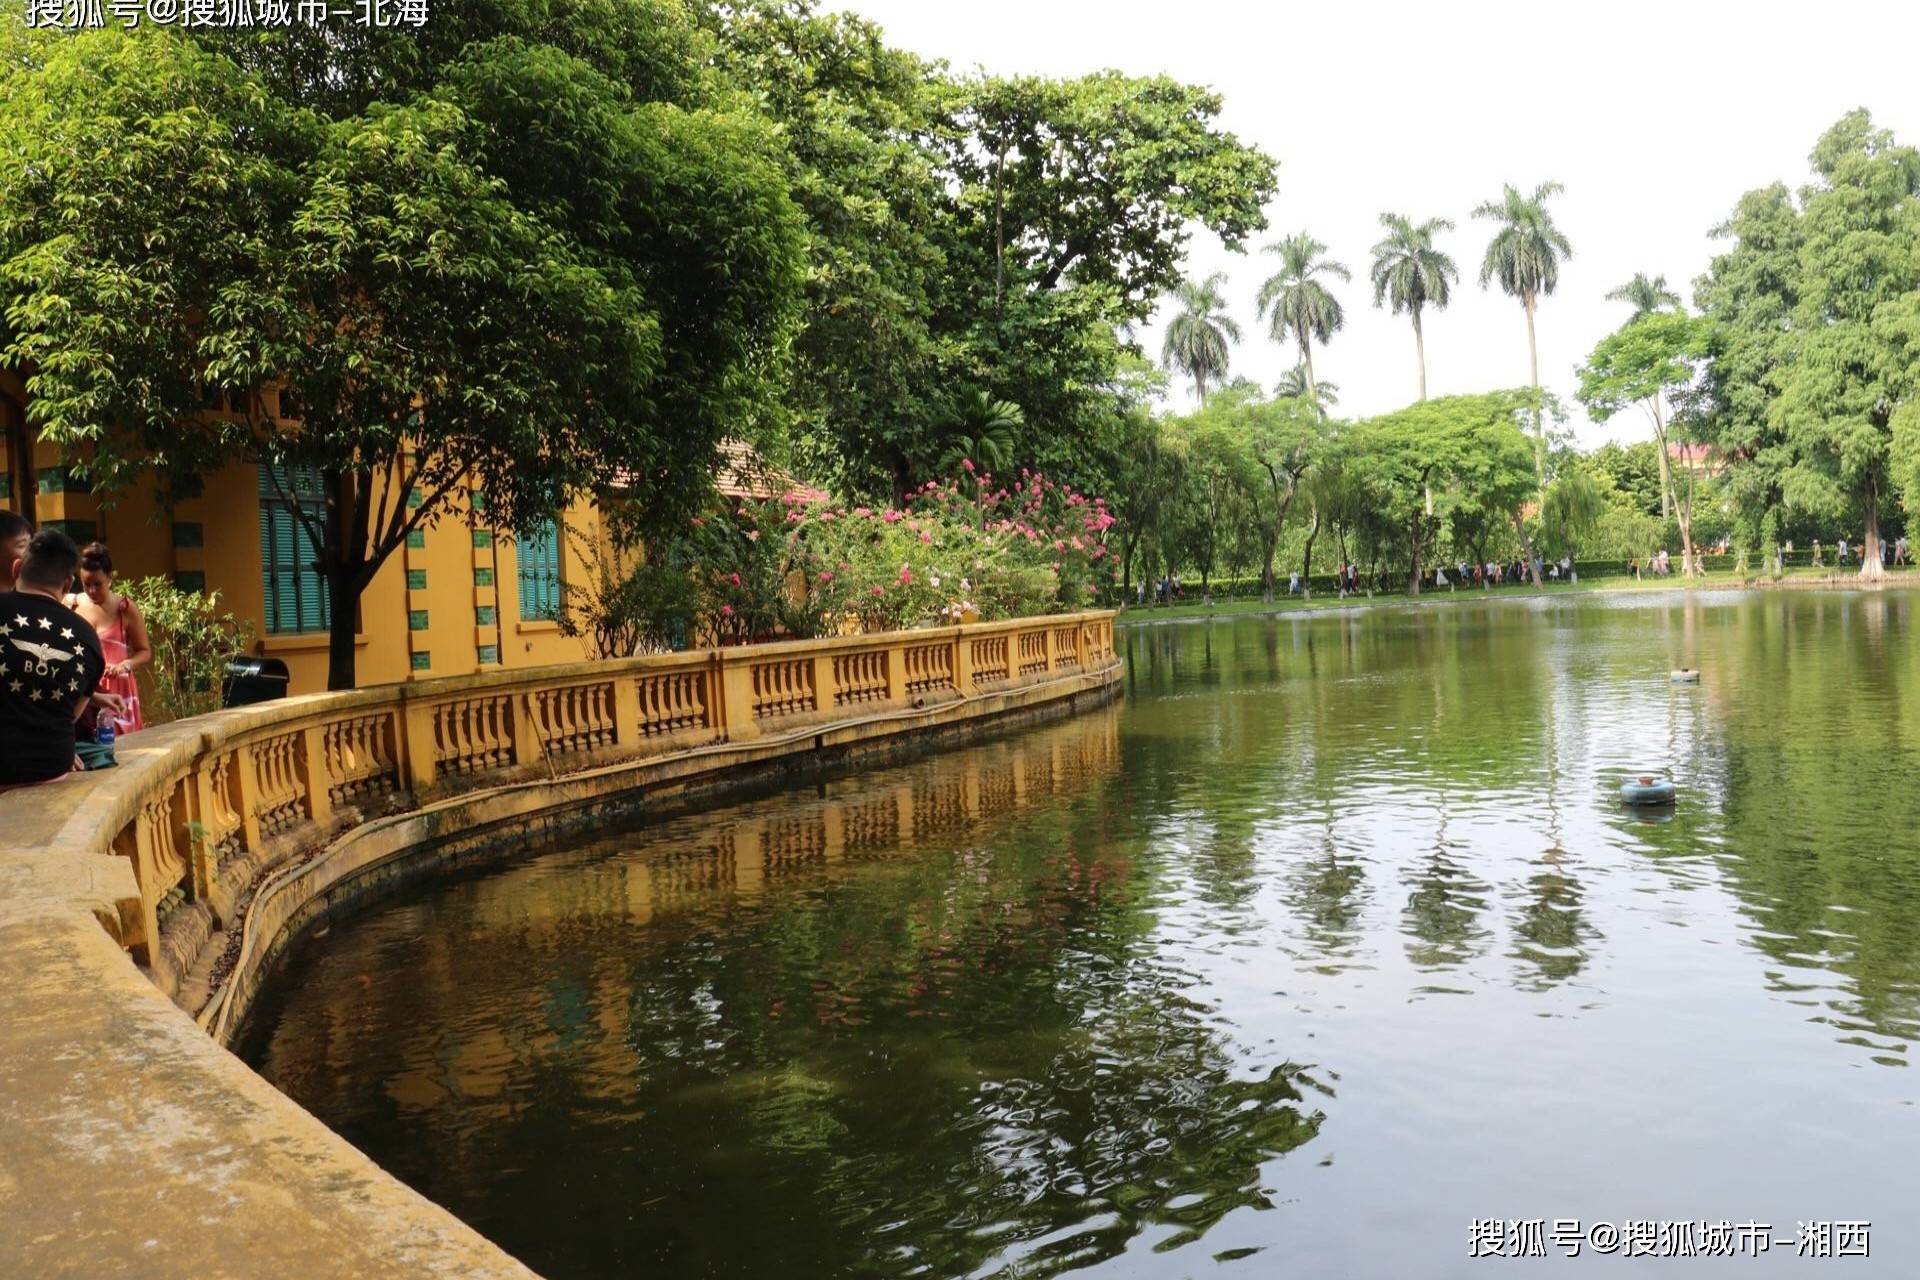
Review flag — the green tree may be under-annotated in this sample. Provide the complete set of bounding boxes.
[701,1,952,502]
[1190,389,1324,599]
[1775,110,1919,577]
[1369,212,1458,400]
[1587,440,1667,517]
[1689,183,1803,562]
[1575,313,1711,572]
[1473,181,1572,492]
[1341,392,1538,593]
[1540,466,1607,562]
[1255,232,1349,403]
[1159,272,1241,404]
[1606,272,1681,321]
[0,21,805,688]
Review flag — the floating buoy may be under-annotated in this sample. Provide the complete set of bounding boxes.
[1619,775,1677,806]
[1670,668,1700,683]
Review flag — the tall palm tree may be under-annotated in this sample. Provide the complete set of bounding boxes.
[1274,363,1339,412]
[1159,272,1241,404]
[1256,232,1350,403]
[1473,181,1573,488]
[1369,213,1458,400]
[1606,272,1681,321]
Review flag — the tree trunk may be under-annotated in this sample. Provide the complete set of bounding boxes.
[1653,397,1673,519]
[1300,498,1320,597]
[1860,475,1886,580]
[1512,510,1544,586]
[1412,307,1428,402]
[1408,539,1422,596]
[1300,334,1317,405]
[1524,292,1544,501]
[4,394,35,528]
[325,567,360,691]
[1675,446,1700,577]
[1195,370,1207,406]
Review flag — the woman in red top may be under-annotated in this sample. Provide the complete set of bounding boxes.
[64,542,150,734]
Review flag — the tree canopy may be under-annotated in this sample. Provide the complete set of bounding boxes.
[0,13,807,686]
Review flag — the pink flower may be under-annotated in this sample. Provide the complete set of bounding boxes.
[747,530,760,541]
[818,570,834,583]
[729,572,742,587]
[690,516,705,528]
[853,506,872,518]
[898,565,913,584]
[919,530,933,544]
[720,604,734,618]
[882,510,902,524]
[961,458,975,472]
[871,585,884,597]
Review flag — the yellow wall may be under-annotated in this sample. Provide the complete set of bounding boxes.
[2,427,608,696]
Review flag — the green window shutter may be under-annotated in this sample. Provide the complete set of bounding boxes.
[406,569,427,591]
[517,519,561,621]
[260,464,333,635]
[475,605,496,627]
[477,645,499,665]
[408,609,429,631]
[474,567,494,587]
[410,651,431,672]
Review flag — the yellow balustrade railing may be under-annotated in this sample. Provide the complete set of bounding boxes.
[99,611,1118,984]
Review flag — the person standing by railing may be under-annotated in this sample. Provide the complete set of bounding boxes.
[0,530,107,789]
[62,542,148,735]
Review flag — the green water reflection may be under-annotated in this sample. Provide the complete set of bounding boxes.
[248,589,1920,1278]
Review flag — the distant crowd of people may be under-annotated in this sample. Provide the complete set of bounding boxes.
[1,511,151,790]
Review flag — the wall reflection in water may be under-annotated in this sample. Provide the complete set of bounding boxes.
[250,709,1327,1280]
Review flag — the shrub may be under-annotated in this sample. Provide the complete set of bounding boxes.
[119,577,254,724]
[560,537,701,658]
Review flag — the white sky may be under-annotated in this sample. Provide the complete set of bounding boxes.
[832,0,1920,445]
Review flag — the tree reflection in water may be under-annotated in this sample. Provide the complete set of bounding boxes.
[249,711,1327,1280]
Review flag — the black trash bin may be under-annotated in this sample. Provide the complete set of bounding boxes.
[223,656,290,707]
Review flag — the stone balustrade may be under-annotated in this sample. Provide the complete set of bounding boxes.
[0,609,1118,1279]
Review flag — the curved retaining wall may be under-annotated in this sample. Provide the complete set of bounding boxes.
[0,613,1119,1277]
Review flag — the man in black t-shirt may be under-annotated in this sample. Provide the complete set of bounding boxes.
[0,530,106,787]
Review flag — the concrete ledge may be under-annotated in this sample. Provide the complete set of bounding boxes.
[0,628,1119,1278]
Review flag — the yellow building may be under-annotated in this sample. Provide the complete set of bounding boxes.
[0,373,798,696]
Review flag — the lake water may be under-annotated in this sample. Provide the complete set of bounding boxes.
[245,589,1920,1278]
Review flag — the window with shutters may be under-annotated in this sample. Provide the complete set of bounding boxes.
[517,518,562,621]
[258,465,332,634]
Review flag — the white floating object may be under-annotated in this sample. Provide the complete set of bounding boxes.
[1670,668,1700,683]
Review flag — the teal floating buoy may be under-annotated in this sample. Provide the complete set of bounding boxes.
[1670,668,1700,683]
[1620,775,1677,806]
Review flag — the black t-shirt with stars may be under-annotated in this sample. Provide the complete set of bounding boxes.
[0,590,105,786]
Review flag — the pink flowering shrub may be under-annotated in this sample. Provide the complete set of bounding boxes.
[666,470,1115,642]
